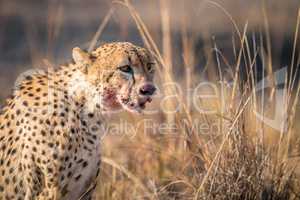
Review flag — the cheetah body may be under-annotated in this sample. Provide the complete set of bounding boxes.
[0,42,156,199]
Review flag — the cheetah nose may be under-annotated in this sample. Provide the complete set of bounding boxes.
[139,84,156,96]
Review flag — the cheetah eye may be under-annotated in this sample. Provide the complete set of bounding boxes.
[118,65,133,74]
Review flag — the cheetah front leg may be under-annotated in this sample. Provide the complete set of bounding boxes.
[34,181,97,200]
[35,187,61,200]
[24,186,58,200]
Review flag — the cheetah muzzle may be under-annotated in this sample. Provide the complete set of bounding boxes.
[0,42,156,199]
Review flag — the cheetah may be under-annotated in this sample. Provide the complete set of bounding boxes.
[0,42,156,200]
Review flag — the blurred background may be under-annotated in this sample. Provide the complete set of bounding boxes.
[0,0,299,102]
[1,0,300,199]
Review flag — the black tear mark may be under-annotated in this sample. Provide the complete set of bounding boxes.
[127,55,136,84]
[106,72,114,83]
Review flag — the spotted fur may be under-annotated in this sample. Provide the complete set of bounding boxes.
[0,42,156,200]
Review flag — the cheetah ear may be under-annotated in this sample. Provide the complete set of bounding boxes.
[72,47,92,72]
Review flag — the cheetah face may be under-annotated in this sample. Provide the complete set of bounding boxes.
[111,57,156,113]
[72,42,156,113]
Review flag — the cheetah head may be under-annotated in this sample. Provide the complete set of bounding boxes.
[72,42,156,113]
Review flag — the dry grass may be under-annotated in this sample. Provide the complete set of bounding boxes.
[94,1,300,200]
[1,0,300,199]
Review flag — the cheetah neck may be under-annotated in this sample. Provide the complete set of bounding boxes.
[55,64,108,118]
[49,64,107,141]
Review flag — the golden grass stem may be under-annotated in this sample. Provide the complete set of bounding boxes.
[289,8,300,98]
[262,0,276,102]
[230,23,248,110]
